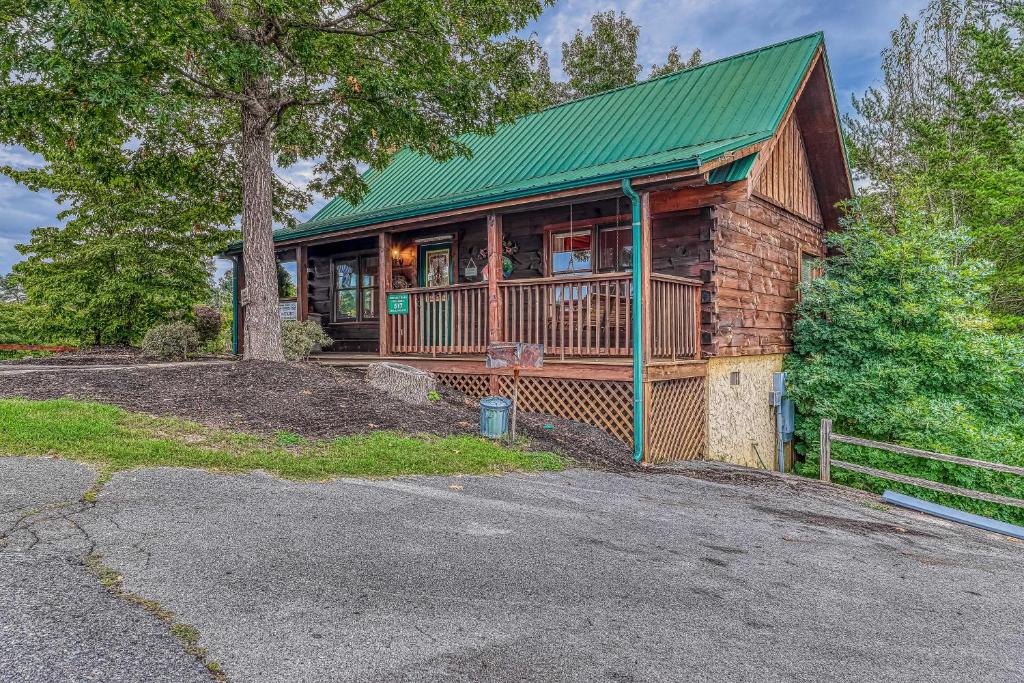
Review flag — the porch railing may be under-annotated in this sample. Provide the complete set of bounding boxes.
[384,272,701,359]
[499,273,634,358]
[387,283,489,355]
[650,274,702,359]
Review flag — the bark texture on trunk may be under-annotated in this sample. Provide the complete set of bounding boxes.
[239,92,284,361]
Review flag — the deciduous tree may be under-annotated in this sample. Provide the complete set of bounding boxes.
[7,150,233,345]
[844,0,1024,320]
[561,11,641,99]
[649,46,701,78]
[0,0,549,359]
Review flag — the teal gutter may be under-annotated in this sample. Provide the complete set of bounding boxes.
[231,257,239,355]
[621,179,644,463]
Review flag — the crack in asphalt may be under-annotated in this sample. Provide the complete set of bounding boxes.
[2,473,222,681]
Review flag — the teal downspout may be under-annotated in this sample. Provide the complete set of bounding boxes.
[621,179,644,463]
[231,257,240,356]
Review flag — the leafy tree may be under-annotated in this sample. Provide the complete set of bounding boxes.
[786,203,1024,523]
[1,0,549,360]
[845,0,1024,318]
[561,11,641,99]
[7,151,233,346]
[649,46,701,78]
[523,47,569,109]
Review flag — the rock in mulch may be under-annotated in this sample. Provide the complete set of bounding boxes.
[365,362,436,404]
[0,360,633,469]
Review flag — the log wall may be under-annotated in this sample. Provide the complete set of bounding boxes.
[705,197,825,357]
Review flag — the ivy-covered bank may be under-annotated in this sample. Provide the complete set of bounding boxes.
[786,212,1024,524]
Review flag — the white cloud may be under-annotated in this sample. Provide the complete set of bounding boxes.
[528,0,928,107]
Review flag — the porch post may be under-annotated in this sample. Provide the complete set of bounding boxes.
[296,245,309,322]
[378,231,392,357]
[486,212,503,394]
[640,191,654,459]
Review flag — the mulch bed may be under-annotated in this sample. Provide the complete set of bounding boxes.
[0,347,230,366]
[0,360,633,470]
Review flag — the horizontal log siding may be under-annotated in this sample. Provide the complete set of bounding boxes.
[708,197,825,356]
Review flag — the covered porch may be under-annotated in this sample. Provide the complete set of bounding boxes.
[260,190,713,462]
[274,194,706,362]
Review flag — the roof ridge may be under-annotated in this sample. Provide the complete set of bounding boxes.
[517,31,824,119]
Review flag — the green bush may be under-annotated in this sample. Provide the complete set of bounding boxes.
[786,211,1024,524]
[140,322,200,360]
[193,305,222,344]
[281,320,332,361]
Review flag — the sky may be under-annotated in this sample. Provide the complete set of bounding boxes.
[0,0,928,276]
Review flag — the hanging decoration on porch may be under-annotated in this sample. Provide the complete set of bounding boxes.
[464,256,478,278]
[478,238,518,280]
[391,273,412,289]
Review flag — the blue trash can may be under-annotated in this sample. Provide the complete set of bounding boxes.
[479,396,513,439]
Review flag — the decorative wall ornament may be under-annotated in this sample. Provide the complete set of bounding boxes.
[465,257,478,278]
[479,238,519,279]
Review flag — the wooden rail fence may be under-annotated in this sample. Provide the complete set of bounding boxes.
[820,419,1024,509]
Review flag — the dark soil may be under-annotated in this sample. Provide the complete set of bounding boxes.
[0,360,633,469]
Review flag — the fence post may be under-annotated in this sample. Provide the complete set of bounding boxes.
[820,418,832,483]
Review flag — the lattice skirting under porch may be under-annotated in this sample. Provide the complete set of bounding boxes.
[647,377,706,462]
[435,373,491,399]
[435,372,707,462]
[496,375,635,445]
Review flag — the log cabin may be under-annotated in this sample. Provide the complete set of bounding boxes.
[227,32,852,467]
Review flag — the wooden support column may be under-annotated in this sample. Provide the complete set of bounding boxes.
[486,212,503,394]
[296,245,309,322]
[639,191,654,460]
[378,232,392,357]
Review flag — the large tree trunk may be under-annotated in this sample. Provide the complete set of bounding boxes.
[239,94,284,361]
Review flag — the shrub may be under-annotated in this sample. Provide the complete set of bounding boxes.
[786,210,1024,523]
[140,322,200,360]
[281,320,332,361]
[193,305,222,344]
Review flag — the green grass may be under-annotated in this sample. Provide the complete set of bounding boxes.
[0,398,565,479]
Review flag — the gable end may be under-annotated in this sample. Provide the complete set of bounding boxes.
[751,116,823,225]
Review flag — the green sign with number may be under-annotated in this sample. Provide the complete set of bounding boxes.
[387,293,410,315]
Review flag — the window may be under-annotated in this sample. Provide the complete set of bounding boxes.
[801,252,821,286]
[550,229,593,275]
[334,255,378,322]
[599,226,633,271]
[277,260,297,299]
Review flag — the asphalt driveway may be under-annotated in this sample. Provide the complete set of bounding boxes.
[2,456,1022,682]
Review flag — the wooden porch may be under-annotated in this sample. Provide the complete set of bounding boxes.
[265,192,713,461]
[381,272,701,360]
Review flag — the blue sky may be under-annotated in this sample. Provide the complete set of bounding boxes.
[0,0,926,275]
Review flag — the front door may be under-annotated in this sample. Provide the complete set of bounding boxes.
[419,243,452,288]
[418,243,453,347]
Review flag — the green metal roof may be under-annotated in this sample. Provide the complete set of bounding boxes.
[275,32,824,242]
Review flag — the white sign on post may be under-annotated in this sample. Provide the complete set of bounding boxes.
[279,301,298,321]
